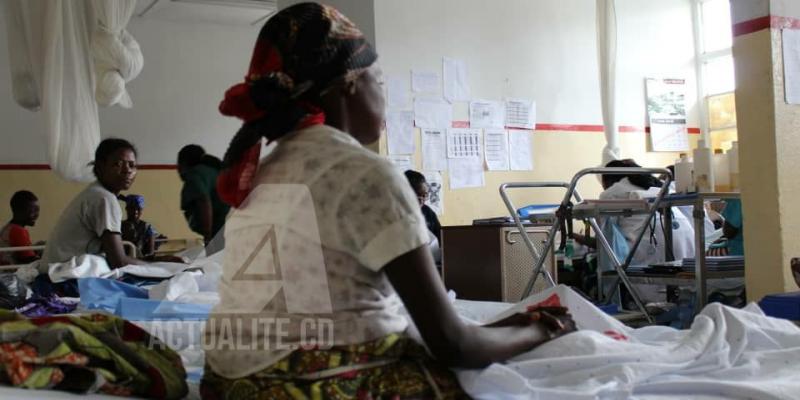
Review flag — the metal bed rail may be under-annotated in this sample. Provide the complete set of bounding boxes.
[500,168,672,324]
[499,182,583,298]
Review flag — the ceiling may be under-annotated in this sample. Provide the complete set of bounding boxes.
[134,0,277,26]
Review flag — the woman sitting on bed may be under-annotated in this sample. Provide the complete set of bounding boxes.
[39,139,179,295]
[43,138,145,269]
[201,3,575,399]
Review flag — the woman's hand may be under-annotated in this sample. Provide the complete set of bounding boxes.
[486,306,576,339]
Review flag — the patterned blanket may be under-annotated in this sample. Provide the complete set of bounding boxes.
[0,310,187,399]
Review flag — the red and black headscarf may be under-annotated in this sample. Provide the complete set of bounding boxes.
[217,2,378,207]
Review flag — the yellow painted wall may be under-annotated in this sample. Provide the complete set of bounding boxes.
[733,27,800,298]
[2,129,696,243]
[0,170,199,243]
[770,29,800,293]
[379,131,699,227]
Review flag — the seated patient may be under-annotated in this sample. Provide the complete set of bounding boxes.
[0,190,41,265]
[120,194,159,258]
[404,170,442,242]
[202,4,575,399]
[43,139,151,271]
[404,170,442,263]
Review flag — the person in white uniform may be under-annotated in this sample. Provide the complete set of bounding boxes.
[599,159,696,268]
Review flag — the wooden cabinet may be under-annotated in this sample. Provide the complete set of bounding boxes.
[441,224,556,302]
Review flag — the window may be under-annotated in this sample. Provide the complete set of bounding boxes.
[694,0,737,150]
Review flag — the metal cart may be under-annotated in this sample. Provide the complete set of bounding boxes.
[500,167,673,323]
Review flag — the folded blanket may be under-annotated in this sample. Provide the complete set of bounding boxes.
[0,310,188,399]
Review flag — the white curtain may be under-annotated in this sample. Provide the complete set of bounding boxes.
[1,0,142,182]
[597,0,620,165]
[91,0,142,108]
[1,0,40,110]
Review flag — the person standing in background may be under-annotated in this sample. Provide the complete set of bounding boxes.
[177,145,229,251]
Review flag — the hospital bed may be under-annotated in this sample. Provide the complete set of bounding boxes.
[500,167,673,323]
[0,242,138,273]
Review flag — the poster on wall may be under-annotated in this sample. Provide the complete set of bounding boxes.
[645,78,690,152]
[423,171,444,215]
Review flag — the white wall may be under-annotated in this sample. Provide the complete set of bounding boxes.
[375,0,698,129]
[374,0,700,225]
[0,14,259,164]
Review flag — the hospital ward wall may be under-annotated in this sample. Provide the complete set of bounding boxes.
[374,0,701,226]
[1,0,700,242]
[731,0,800,296]
[0,14,260,240]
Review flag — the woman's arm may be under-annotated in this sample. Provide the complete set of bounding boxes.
[101,231,145,268]
[384,246,574,368]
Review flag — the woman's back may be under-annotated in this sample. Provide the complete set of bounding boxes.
[206,124,430,379]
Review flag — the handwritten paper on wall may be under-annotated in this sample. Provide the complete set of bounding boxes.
[782,29,800,104]
[505,98,536,129]
[484,129,510,171]
[443,57,470,102]
[447,128,482,158]
[414,98,453,129]
[386,110,415,155]
[469,100,505,129]
[423,171,444,215]
[509,130,533,171]
[421,128,447,171]
[412,70,440,93]
[386,155,413,173]
[387,75,409,108]
[645,78,690,152]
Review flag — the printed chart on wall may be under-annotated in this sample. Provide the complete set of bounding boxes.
[447,128,481,158]
[646,78,690,152]
[447,128,484,189]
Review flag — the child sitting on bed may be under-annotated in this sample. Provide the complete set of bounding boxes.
[0,190,41,265]
[120,194,159,259]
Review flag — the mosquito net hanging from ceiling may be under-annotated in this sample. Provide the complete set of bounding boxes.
[1,0,142,182]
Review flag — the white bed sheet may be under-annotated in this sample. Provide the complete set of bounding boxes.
[3,286,799,399]
[457,285,800,400]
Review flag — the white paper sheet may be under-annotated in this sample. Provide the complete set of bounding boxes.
[387,75,409,108]
[447,128,482,158]
[386,155,413,173]
[448,157,484,189]
[505,98,537,129]
[423,171,444,215]
[469,99,505,129]
[421,128,447,171]
[443,57,470,102]
[412,70,440,93]
[783,29,800,104]
[509,130,533,171]
[414,97,453,129]
[386,110,415,154]
[484,129,510,171]
[645,78,690,152]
